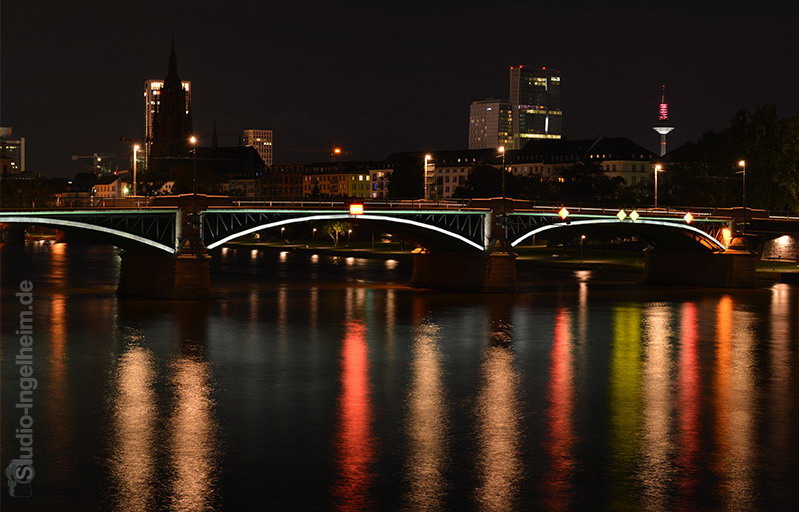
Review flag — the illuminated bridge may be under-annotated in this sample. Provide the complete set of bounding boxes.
[2,198,797,296]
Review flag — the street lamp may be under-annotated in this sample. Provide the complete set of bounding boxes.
[738,160,746,209]
[498,146,507,241]
[132,144,140,196]
[281,226,286,243]
[189,136,198,227]
[738,159,747,229]
[654,164,663,207]
[424,154,433,200]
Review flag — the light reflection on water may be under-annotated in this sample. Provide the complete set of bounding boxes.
[475,317,521,511]
[1,243,798,511]
[405,320,447,511]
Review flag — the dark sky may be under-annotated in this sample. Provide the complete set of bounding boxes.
[2,0,798,176]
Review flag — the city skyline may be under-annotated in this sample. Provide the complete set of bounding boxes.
[2,1,798,176]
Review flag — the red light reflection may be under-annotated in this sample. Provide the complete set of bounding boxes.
[334,320,374,510]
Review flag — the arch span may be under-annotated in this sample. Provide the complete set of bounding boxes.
[0,215,176,253]
[511,218,726,251]
[203,213,486,252]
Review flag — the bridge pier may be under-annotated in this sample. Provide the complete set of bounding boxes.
[411,252,517,292]
[644,238,757,288]
[0,224,27,244]
[118,250,212,299]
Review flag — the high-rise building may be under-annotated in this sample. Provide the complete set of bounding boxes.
[145,41,193,171]
[468,99,513,150]
[652,85,674,157]
[144,79,191,167]
[509,66,562,148]
[0,127,25,174]
[241,129,273,166]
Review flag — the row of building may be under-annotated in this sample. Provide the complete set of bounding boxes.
[234,135,655,200]
[3,131,658,205]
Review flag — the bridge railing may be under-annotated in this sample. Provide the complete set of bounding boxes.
[225,199,477,210]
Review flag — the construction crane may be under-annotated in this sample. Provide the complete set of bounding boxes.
[71,153,118,174]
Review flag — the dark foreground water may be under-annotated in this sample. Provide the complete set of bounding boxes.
[1,243,798,511]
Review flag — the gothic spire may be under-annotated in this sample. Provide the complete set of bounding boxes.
[166,36,179,83]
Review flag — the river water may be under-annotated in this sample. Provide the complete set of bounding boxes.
[1,242,798,511]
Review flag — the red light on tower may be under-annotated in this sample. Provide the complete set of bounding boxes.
[659,102,669,121]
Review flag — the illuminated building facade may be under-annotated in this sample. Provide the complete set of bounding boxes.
[509,66,562,149]
[468,100,513,150]
[145,42,192,171]
[241,129,273,166]
[0,127,25,174]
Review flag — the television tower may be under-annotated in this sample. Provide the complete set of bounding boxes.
[652,84,674,156]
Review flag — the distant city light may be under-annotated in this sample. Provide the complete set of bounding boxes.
[684,212,694,224]
[558,207,569,219]
[629,210,640,222]
[349,204,364,215]
[617,210,627,221]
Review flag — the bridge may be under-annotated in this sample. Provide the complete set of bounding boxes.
[2,196,797,297]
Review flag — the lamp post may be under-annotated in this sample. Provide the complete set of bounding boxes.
[738,159,747,229]
[654,164,662,207]
[189,136,198,227]
[499,146,507,242]
[424,154,432,200]
[738,160,746,209]
[132,144,140,197]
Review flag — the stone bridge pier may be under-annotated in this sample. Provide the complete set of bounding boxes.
[644,236,758,288]
[117,205,212,300]
[411,202,518,292]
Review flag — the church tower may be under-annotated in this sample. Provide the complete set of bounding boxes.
[149,39,193,171]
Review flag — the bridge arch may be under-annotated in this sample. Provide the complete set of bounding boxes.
[0,215,176,253]
[204,213,486,252]
[511,218,727,252]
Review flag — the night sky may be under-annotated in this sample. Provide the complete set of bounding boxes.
[2,0,798,176]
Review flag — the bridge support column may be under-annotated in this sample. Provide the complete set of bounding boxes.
[644,238,757,288]
[0,225,27,244]
[118,251,212,299]
[411,252,517,292]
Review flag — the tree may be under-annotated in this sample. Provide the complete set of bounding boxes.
[324,221,351,246]
[386,155,423,198]
[664,105,799,210]
[555,161,625,205]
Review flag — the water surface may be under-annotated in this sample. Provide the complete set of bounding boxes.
[1,243,798,511]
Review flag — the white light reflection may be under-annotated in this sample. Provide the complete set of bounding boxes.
[641,304,675,511]
[405,321,447,510]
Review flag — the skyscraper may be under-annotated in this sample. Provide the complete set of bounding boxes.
[652,85,674,157]
[146,41,193,171]
[0,127,25,174]
[509,66,562,149]
[241,129,273,166]
[468,100,513,150]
